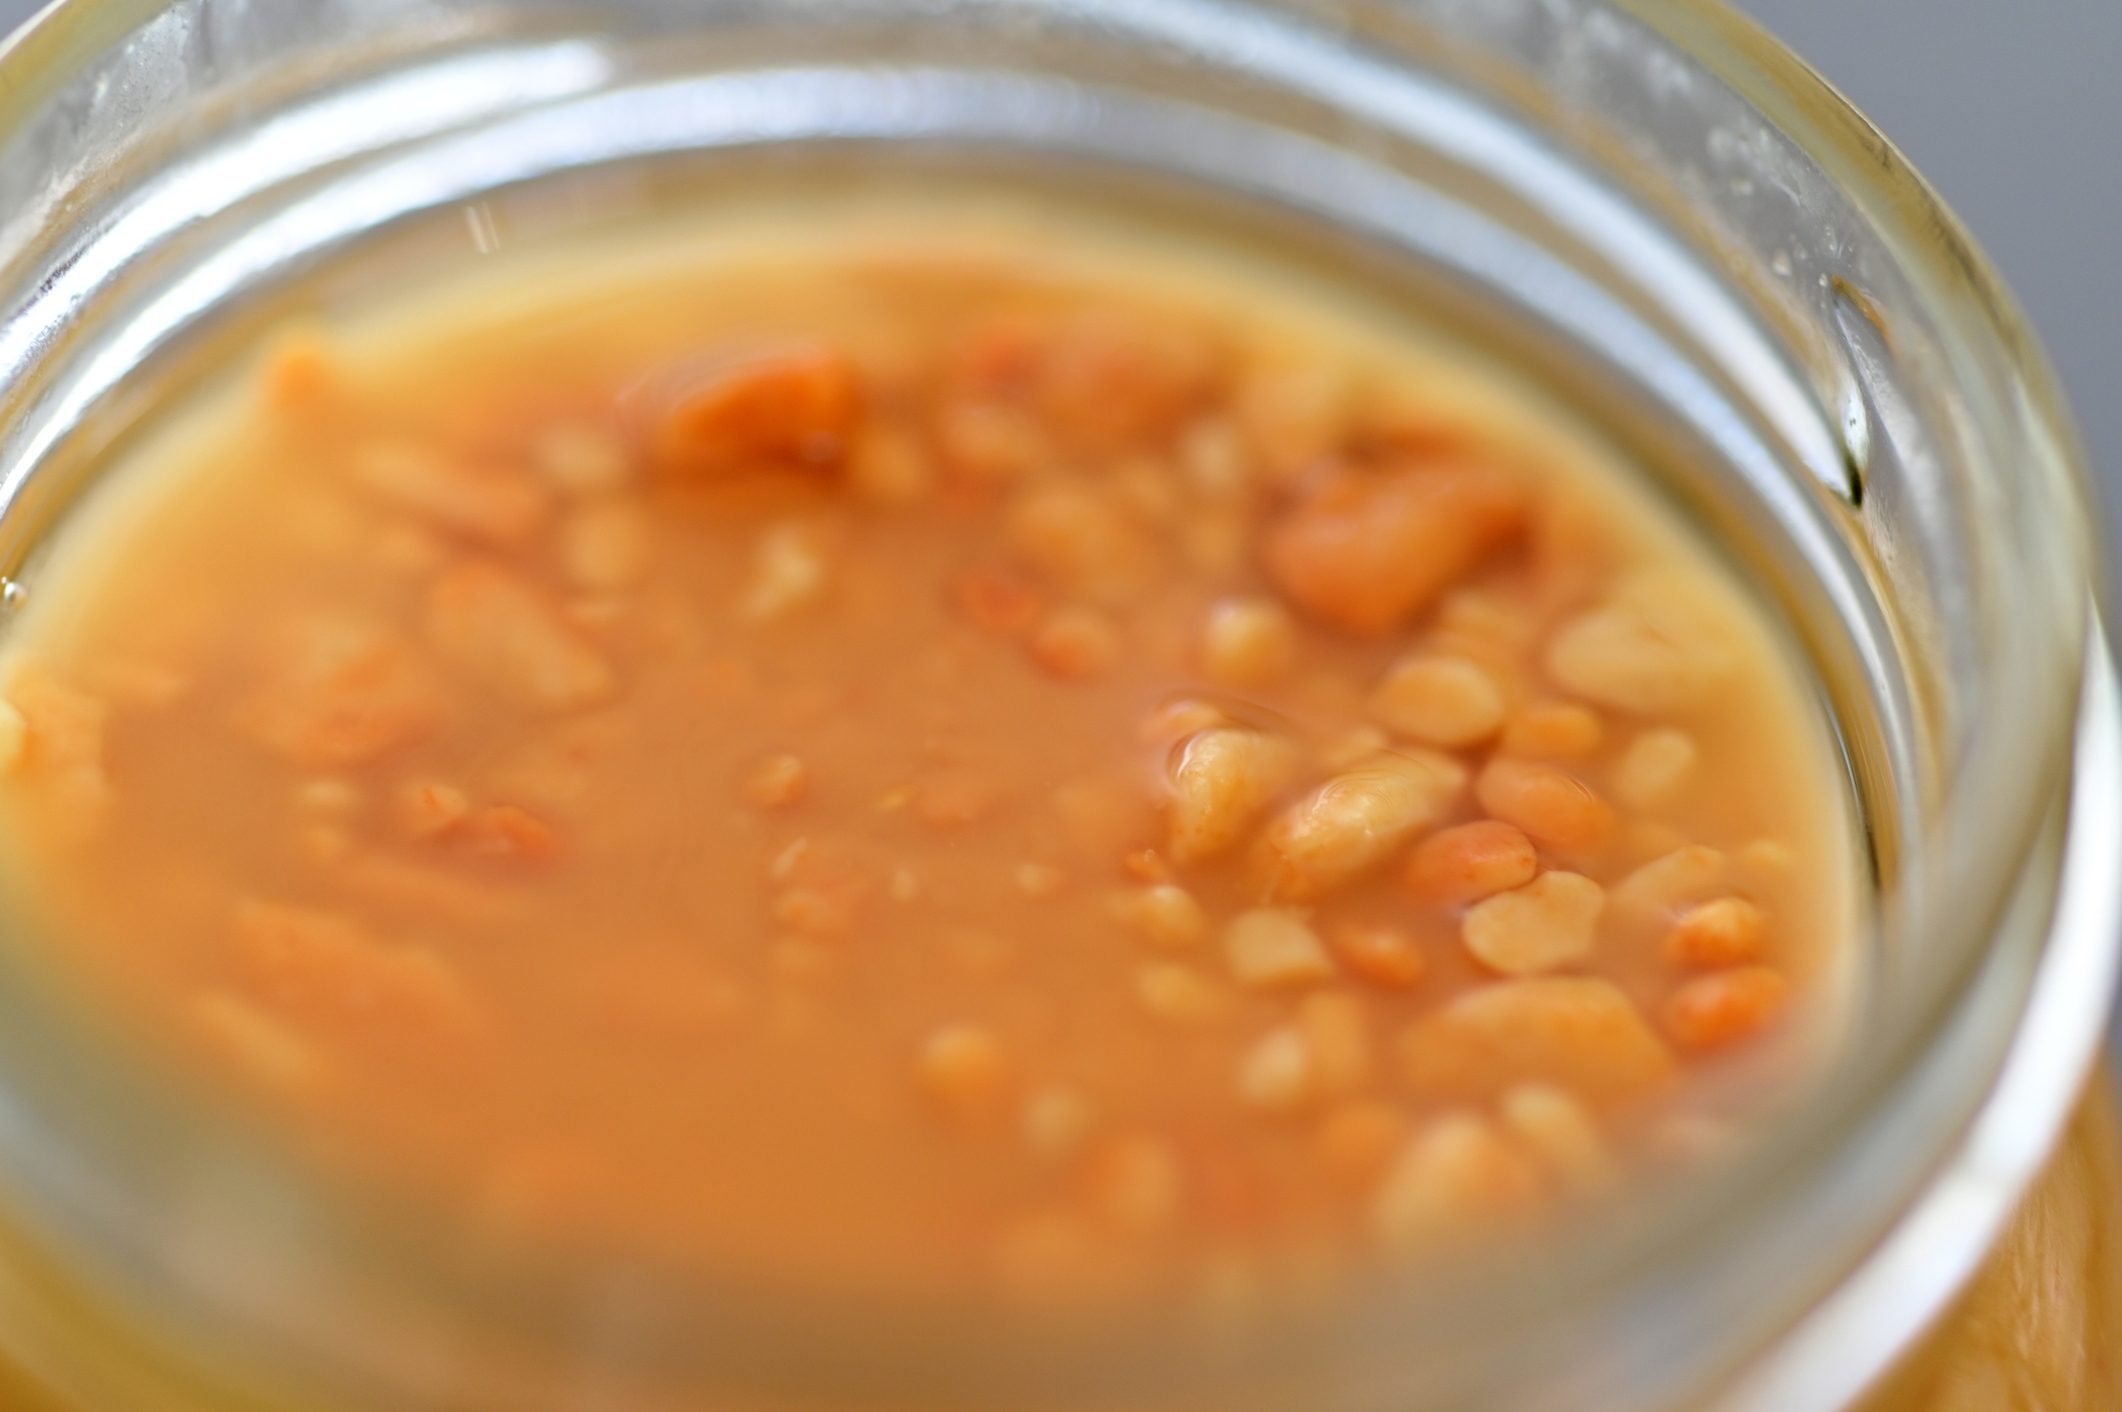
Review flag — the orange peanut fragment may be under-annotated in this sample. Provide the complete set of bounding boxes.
[1664,897,1768,969]
[1263,462,1529,636]
[1257,750,1466,900]
[917,1024,1012,1118]
[647,343,861,476]
[1397,976,1675,1108]
[1462,871,1604,976]
[241,614,440,767]
[1372,1112,1543,1248]
[1405,821,1538,910]
[1328,923,1428,990]
[1475,758,1614,858]
[1369,654,1507,747]
[426,562,615,710]
[349,441,549,545]
[1663,966,1789,1052]
[1166,728,1296,865]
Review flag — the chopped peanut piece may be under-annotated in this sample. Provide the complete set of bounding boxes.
[1315,1099,1410,1187]
[1263,462,1529,636]
[1500,1084,1614,1190]
[1297,992,1372,1097]
[1237,1025,1314,1112]
[1370,654,1507,747]
[1499,700,1603,760]
[1398,977,1675,1108]
[647,343,861,477]
[349,441,549,545]
[427,562,615,710]
[1083,1133,1185,1232]
[1545,572,1736,714]
[1224,908,1335,990]
[741,522,833,622]
[745,754,809,811]
[1611,846,1728,926]
[241,615,441,767]
[1007,483,1154,606]
[1328,922,1428,990]
[1475,758,1614,858]
[950,564,1045,639]
[918,1024,1012,1118]
[398,781,470,838]
[1405,821,1538,910]
[846,425,934,506]
[1199,597,1298,688]
[1136,962,1230,1024]
[536,424,633,497]
[1166,728,1297,865]
[1462,871,1604,976]
[1665,897,1769,969]
[1372,1113,1543,1249]
[1030,606,1122,681]
[1023,1085,1097,1160]
[1613,728,1699,811]
[557,500,647,590]
[1663,966,1790,1053]
[1014,862,1066,898]
[1110,883,1209,951]
[1259,750,1467,901]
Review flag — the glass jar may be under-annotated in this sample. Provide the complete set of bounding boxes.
[0,2,2113,1409]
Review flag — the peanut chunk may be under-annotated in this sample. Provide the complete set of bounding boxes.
[349,441,549,544]
[1372,1113,1543,1249]
[1462,871,1604,976]
[1109,883,1209,951]
[1257,750,1466,900]
[427,562,615,710]
[1613,728,1698,811]
[1263,462,1529,636]
[646,342,861,476]
[745,754,809,811]
[1499,700,1603,760]
[557,500,648,591]
[1297,991,1372,1098]
[1611,845,1728,927]
[1370,654,1507,747]
[1544,572,1736,713]
[1499,1084,1614,1190]
[1136,962,1230,1024]
[1007,483,1155,606]
[1664,897,1769,969]
[536,423,632,497]
[1224,908,1334,990]
[241,614,441,768]
[1166,728,1296,865]
[917,1024,1011,1118]
[1397,977,1675,1108]
[1663,966,1790,1052]
[1030,606,1122,681]
[741,522,834,622]
[1022,1085,1097,1160]
[1328,923,1428,991]
[1237,1026,1313,1112]
[1199,597,1298,688]
[1405,820,1538,909]
[1475,758,1613,858]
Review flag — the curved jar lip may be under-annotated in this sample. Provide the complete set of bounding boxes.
[0,2,2112,1410]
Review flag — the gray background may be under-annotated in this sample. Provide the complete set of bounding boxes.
[0,0,2110,501]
